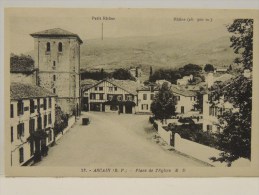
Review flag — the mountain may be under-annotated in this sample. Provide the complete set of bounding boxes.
[26,30,237,81]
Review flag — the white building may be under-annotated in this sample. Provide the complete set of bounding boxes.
[171,85,197,115]
[10,83,56,166]
[137,84,159,113]
[82,79,139,114]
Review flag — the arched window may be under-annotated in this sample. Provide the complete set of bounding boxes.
[58,42,62,52]
[46,42,51,52]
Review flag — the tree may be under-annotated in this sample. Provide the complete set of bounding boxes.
[150,66,153,76]
[204,64,214,72]
[112,68,135,81]
[182,63,202,72]
[228,19,253,70]
[210,76,252,166]
[151,82,177,124]
[193,90,204,112]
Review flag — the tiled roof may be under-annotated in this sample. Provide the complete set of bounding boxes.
[11,82,56,100]
[81,79,99,91]
[137,84,160,91]
[171,85,197,97]
[107,79,140,95]
[30,28,83,44]
[84,79,140,95]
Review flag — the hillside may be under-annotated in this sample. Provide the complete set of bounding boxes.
[80,34,236,81]
[26,30,237,81]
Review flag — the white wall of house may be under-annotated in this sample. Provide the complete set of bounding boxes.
[174,94,196,115]
[84,80,137,113]
[10,97,55,166]
[137,90,158,113]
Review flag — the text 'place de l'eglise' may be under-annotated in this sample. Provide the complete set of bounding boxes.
[10,23,252,167]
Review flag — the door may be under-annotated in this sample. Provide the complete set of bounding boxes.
[125,105,132,114]
[181,106,184,114]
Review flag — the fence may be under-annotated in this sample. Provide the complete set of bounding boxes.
[157,123,172,146]
[174,133,250,167]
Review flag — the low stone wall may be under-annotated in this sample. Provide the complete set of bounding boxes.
[174,133,250,167]
[56,116,76,141]
[157,123,172,146]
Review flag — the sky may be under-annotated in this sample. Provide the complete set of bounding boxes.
[5,8,236,54]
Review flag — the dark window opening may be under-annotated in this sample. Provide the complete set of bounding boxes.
[11,126,13,143]
[19,147,24,164]
[58,42,63,52]
[53,75,56,81]
[46,42,51,52]
[17,101,24,116]
[53,61,56,67]
[30,99,35,114]
[43,98,47,110]
[10,104,14,118]
[17,123,24,139]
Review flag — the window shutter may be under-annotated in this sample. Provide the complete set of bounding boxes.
[17,124,19,139]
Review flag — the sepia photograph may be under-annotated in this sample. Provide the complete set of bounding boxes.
[4,8,259,177]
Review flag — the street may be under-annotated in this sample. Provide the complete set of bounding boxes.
[37,112,208,167]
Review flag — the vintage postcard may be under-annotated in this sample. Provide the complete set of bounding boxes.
[4,8,259,177]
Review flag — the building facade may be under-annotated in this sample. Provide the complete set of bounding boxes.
[137,85,159,113]
[10,83,56,166]
[82,79,138,114]
[171,85,197,115]
[31,28,83,115]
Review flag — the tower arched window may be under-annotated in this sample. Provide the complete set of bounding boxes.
[46,42,51,52]
[58,42,63,52]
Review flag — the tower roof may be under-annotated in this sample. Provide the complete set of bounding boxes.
[30,28,83,44]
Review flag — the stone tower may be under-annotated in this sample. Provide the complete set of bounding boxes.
[31,28,83,115]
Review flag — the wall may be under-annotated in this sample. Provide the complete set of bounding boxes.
[137,90,157,113]
[157,123,172,146]
[174,133,250,167]
[10,97,56,166]
[175,95,196,114]
[10,72,36,84]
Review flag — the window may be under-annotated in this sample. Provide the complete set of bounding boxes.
[10,104,14,118]
[150,94,155,100]
[127,95,132,101]
[53,61,56,67]
[117,96,122,101]
[49,97,52,108]
[19,147,24,164]
[30,99,35,114]
[108,87,113,92]
[29,119,35,134]
[38,116,42,130]
[58,42,62,52]
[90,93,96,100]
[114,87,117,91]
[44,115,47,127]
[141,104,149,110]
[37,99,40,111]
[17,123,24,139]
[46,42,51,52]
[99,87,103,91]
[108,95,113,101]
[43,98,47,110]
[53,75,56,81]
[207,125,212,132]
[177,96,180,101]
[30,141,34,156]
[53,88,56,94]
[48,114,52,124]
[99,94,104,100]
[94,87,98,91]
[11,127,13,143]
[143,94,147,100]
[48,130,52,142]
[17,100,24,116]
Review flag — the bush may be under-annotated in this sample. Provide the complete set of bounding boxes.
[153,122,158,130]
[54,106,69,135]
[149,116,155,124]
